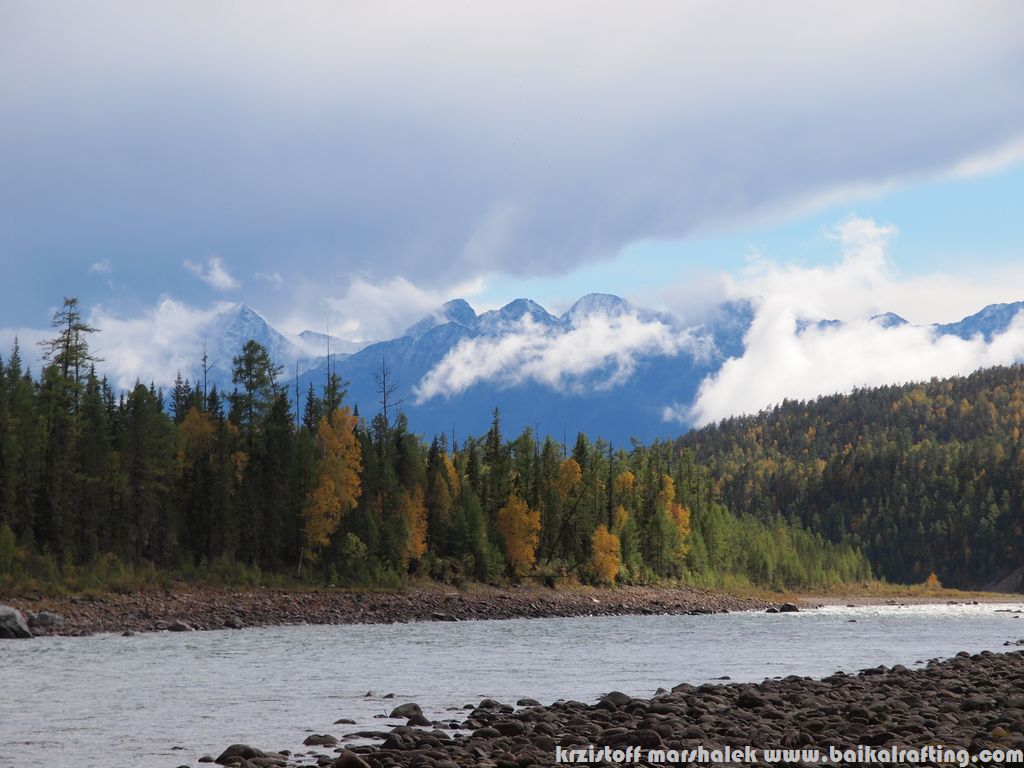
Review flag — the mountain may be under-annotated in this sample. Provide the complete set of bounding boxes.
[181,304,334,395]
[935,301,1024,341]
[182,296,1024,446]
[296,294,749,445]
[296,330,365,357]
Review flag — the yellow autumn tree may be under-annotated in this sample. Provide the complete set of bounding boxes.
[398,489,428,567]
[612,504,629,533]
[612,469,635,501]
[176,407,215,472]
[555,458,582,501]
[658,474,692,559]
[591,523,621,584]
[668,500,692,558]
[496,493,541,576]
[300,407,362,573]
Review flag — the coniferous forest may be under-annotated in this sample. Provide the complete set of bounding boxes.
[680,366,1024,588]
[0,299,870,593]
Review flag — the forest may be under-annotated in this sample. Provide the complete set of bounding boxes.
[679,365,1024,588]
[0,299,869,593]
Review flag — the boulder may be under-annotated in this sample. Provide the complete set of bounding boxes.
[28,610,65,630]
[389,702,423,719]
[303,734,338,747]
[0,605,32,639]
[224,615,244,629]
[215,744,265,764]
[167,619,194,632]
[334,751,371,768]
[779,602,800,613]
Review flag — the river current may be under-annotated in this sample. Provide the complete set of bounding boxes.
[3,602,1023,768]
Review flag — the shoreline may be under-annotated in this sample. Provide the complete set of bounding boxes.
[208,649,1024,768]
[3,583,1016,638]
[3,584,772,637]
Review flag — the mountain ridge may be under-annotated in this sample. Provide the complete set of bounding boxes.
[171,294,1024,445]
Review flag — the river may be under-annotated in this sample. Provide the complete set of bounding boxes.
[2,602,1023,768]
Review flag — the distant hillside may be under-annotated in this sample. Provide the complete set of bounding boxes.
[677,365,1024,589]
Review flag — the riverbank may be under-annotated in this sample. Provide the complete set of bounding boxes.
[3,584,780,636]
[211,649,1024,768]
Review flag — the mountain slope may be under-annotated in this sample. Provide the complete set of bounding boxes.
[296,294,750,444]
[678,364,1024,589]
[199,295,1024,446]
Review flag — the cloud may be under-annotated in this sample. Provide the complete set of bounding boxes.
[294,274,485,343]
[184,256,239,291]
[88,259,112,274]
[0,326,50,373]
[86,297,230,390]
[2,0,1022,317]
[254,271,284,288]
[415,310,706,401]
[681,217,1024,425]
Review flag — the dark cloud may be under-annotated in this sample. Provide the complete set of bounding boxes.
[1,1,1023,324]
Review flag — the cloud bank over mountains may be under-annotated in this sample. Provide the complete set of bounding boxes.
[414,304,711,401]
[2,2,1023,325]
[682,218,1024,425]
[4,216,1024,437]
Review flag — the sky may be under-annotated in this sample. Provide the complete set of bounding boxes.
[2,1,1024,418]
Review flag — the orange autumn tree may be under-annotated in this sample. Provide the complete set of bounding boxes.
[300,407,362,574]
[590,523,621,584]
[496,493,541,576]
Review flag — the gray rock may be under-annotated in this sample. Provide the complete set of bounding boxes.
[779,602,800,613]
[0,605,32,639]
[215,744,265,764]
[303,733,338,746]
[601,691,632,707]
[167,619,194,632]
[27,610,65,629]
[333,751,371,768]
[224,615,244,629]
[389,702,423,719]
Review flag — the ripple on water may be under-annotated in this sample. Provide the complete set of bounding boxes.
[1,603,1023,768]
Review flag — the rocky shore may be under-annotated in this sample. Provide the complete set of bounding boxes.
[207,650,1024,768]
[2,584,772,637]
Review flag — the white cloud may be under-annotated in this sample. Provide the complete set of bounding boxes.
[285,274,486,343]
[254,271,283,288]
[415,310,707,401]
[88,259,112,274]
[86,297,230,390]
[682,217,1024,425]
[184,256,239,291]
[0,327,50,373]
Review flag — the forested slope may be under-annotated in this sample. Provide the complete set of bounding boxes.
[0,299,869,593]
[679,365,1024,588]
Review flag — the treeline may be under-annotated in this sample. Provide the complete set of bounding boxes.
[0,298,869,592]
[679,365,1024,588]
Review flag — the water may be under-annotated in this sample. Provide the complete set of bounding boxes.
[2,602,1023,768]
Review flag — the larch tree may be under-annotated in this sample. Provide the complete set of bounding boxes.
[299,407,362,574]
[496,493,541,576]
[590,523,621,584]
